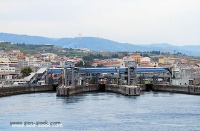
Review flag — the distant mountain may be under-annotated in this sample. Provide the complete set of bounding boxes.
[0,32,200,56]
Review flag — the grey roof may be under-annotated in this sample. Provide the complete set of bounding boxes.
[78,67,170,74]
[36,68,47,74]
[24,73,36,81]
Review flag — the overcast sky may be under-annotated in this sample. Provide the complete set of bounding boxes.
[0,0,200,45]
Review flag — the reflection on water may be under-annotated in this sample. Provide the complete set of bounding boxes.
[59,95,86,104]
[0,91,200,131]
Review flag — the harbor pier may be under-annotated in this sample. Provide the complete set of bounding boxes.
[57,84,140,96]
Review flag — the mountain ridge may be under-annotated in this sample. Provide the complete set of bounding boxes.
[0,32,200,56]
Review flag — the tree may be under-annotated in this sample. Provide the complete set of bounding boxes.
[83,56,93,62]
[21,67,33,77]
[75,61,92,68]
[96,64,104,67]
[141,53,149,57]
[75,61,84,67]
[111,53,118,58]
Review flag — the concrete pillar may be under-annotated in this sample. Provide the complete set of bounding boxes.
[128,68,130,86]
[128,62,137,86]
[65,61,75,87]
[71,67,75,87]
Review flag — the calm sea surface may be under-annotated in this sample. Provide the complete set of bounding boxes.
[0,91,199,131]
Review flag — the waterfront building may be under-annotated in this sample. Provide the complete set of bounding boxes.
[0,58,19,80]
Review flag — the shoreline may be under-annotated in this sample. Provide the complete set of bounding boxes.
[0,85,54,97]
[1,84,200,97]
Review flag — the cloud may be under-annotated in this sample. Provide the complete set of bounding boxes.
[0,0,200,45]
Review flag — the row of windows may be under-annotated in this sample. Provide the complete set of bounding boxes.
[0,69,15,70]
[0,62,18,63]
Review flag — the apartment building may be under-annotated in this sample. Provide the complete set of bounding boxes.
[6,50,24,58]
[133,55,143,63]
[0,50,6,57]
[123,56,136,67]
[25,56,37,67]
[41,53,57,62]
[139,57,151,67]
[0,58,19,80]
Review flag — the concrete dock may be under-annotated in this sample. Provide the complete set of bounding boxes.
[57,84,200,96]
[57,84,140,96]
[0,85,53,97]
[152,84,200,95]
[1,83,199,97]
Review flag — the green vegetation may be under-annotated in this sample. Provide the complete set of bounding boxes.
[75,55,94,67]
[0,42,62,54]
[21,67,33,77]
[0,42,199,61]
[0,42,12,51]
[75,61,92,68]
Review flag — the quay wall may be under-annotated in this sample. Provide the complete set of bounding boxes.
[56,84,99,96]
[0,85,53,97]
[152,84,200,95]
[105,84,140,96]
[57,84,140,96]
[138,84,146,91]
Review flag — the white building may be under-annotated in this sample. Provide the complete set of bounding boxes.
[122,56,136,67]
[41,53,57,61]
[140,57,151,66]
[0,58,19,80]
[25,56,37,66]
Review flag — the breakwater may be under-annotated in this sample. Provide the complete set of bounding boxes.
[57,84,140,96]
[0,85,53,97]
[105,84,140,96]
[152,84,200,95]
[1,84,199,97]
[56,84,99,96]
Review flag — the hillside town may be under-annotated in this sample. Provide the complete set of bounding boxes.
[1,44,200,87]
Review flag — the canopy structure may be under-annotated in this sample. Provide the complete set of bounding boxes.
[78,67,170,74]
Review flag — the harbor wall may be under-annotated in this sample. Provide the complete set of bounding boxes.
[105,84,140,96]
[138,84,146,91]
[56,84,99,96]
[2,84,199,97]
[57,84,140,96]
[152,84,200,95]
[0,85,53,97]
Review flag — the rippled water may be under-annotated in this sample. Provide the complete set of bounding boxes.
[0,91,200,131]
